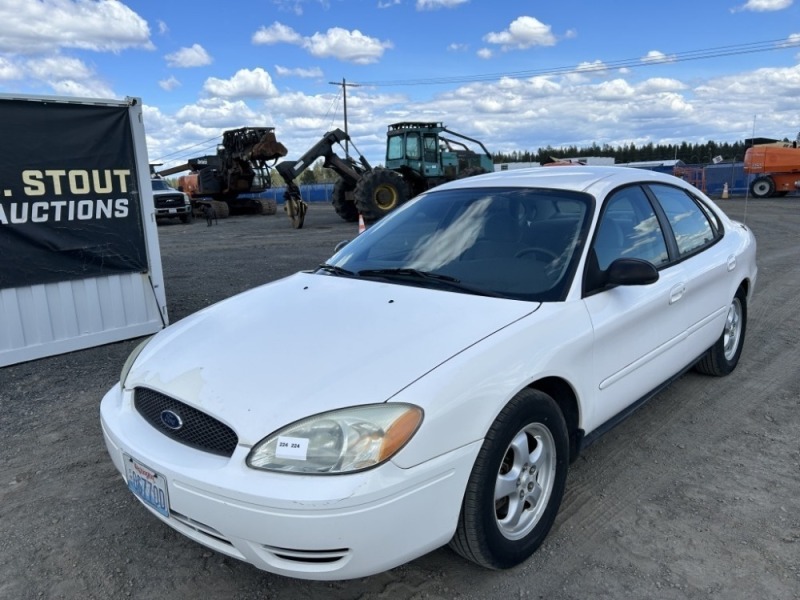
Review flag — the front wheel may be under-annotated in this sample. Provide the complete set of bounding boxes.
[750,177,775,198]
[450,389,569,569]
[695,287,747,376]
[354,168,408,222]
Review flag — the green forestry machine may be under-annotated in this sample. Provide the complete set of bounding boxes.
[276,122,493,229]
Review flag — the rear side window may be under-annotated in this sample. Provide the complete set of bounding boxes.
[648,184,719,257]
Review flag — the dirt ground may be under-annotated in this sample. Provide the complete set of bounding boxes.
[1,198,798,600]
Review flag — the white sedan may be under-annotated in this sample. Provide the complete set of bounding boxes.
[100,166,757,580]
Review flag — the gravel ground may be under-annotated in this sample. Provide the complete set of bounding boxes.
[1,198,798,600]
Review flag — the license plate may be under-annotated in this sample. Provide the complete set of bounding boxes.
[124,454,170,518]
[168,208,177,214]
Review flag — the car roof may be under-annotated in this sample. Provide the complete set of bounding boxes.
[436,165,688,194]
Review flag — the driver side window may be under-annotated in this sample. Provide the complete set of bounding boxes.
[587,187,669,295]
[593,186,669,271]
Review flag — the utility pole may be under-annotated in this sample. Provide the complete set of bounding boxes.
[329,78,359,157]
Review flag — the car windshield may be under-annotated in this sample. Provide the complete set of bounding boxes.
[326,187,593,302]
[151,179,171,191]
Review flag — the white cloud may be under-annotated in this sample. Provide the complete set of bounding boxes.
[50,78,115,98]
[175,98,260,127]
[26,56,93,80]
[274,65,324,78]
[253,21,392,64]
[778,32,800,47]
[159,75,181,91]
[15,55,115,98]
[448,43,468,52]
[165,44,212,68]
[157,20,168,35]
[484,16,556,50]
[0,0,152,53]
[637,77,687,93]
[252,22,303,45]
[202,67,279,98]
[303,27,392,64]
[0,57,23,80]
[642,50,676,64]
[378,0,401,7]
[417,0,468,9]
[740,0,792,10]
[576,60,608,75]
[477,48,493,59]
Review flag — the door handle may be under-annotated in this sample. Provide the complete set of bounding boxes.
[670,283,686,304]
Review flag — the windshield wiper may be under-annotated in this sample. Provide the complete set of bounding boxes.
[358,268,460,283]
[317,263,356,277]
[358,268,503,297]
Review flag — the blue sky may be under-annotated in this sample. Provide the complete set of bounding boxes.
[1,0,799,168]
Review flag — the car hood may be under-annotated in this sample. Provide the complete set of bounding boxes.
[127,272,539,445]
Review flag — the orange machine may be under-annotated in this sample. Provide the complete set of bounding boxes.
[743,136,800,198]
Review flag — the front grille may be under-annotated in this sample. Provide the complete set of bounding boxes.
[134,387,238,457]
[155,194,186,208]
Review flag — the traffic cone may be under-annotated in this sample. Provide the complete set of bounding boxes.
[722,182,729,199]
[358,213,366,234]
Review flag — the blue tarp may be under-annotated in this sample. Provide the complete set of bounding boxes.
[245,183,334,204]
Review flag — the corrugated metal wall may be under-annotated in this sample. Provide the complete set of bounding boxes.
[0,272,164,366]
[0,94,168,368]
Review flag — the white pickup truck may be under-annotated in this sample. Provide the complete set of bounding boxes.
[151,179,193,223]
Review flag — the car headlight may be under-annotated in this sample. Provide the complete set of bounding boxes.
[120,335,153,387]
[247,404,423,474]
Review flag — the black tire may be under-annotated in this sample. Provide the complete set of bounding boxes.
[259,198,278,215]
[450,389,569,570]
[695,286,747,376]
[331,178,359,222]
[750,177,775,199]
[354,168,408,222]
[211,200,230,219]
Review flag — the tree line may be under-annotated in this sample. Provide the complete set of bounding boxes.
[493,139,757,166]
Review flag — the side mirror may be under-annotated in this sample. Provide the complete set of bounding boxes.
[333,239,351,253]
[606,258,659,286]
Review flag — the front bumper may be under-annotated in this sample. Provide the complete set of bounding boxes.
[155,205,192,217]
[100,384,479,580]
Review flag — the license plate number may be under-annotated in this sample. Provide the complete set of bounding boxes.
[124,454,170,518]
[168,208,177,214]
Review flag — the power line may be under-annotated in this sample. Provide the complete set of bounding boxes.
[354,37,800,87]
[153,135,222,164]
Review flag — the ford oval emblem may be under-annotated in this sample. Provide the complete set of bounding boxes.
[160,410,183,431]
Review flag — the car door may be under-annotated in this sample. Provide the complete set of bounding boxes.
[581,185,690,431]
[645,183,730,359]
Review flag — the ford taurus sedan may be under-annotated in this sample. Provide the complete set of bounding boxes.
[100,166,757,580]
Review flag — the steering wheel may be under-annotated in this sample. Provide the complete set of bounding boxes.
[515,247,559,261]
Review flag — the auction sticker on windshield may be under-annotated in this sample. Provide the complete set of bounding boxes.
[124,454,170,518]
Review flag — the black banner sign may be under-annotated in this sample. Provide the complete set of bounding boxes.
[0,99,148,289]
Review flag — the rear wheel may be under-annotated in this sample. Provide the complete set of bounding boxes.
[750,177,775,198]
[331,178,359,222]
[450,389,569,569]
[259,198,278,215]
[695,287,747,376]
[211,200,230,219]
[354,168,408,222]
